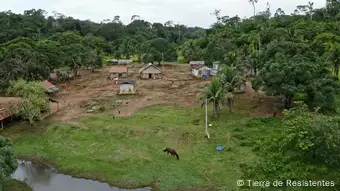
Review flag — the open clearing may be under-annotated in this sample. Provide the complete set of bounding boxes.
[47,64,281,122]
[1,64,282,190]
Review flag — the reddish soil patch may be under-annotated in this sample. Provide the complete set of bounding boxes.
[234,81,284,118]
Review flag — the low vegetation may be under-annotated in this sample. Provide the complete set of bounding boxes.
[5,105,264,190]
[0,179,32,191]
[7,79,50,126]
[0,137,18,191]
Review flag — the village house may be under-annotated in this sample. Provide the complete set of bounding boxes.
[109,66,128,80]
[42,80,59,95]
[192,66,211,78]
[119,80,136,95]
[139,63,162,79]
[0,97,21,128]
[189,61,205,71]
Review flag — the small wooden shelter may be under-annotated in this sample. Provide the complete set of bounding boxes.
[139,63,162,79]
[0,97,21,128]
[109,66,128,80]
[42,80,59,95]
[119,80,136,95]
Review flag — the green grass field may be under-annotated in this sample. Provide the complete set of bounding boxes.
[1,179,32,191]
[4,105,282,190]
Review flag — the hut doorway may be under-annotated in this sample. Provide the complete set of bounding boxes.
[149,74,152,79]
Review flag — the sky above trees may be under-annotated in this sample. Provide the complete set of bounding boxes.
[0,0,326,28]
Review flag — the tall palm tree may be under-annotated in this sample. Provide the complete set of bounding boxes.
[197,77,225,119]
[219,65,243,91]
[219,65,243,112]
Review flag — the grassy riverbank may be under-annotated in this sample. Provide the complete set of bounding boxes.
[2,105,281,190]
[1,179,32,191]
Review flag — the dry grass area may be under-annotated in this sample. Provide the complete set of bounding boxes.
[47,63,281,122]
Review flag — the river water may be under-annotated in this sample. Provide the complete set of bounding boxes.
[11,160,152,191]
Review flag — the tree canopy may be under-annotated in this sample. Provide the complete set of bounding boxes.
[0,136,17,191]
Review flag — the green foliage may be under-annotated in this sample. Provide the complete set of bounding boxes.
[7,79,45,97]
[181,39,203,62]
[7,79,49,126]
[198,77,226,118]
[0,179,32,191]
[242,102,340,189]
[219,64,243,92]
[11,95,49,125]
[0,10,206,86]
[0,136,17,186]
[282,102,340,166]
[258,54,340,110]
[9,105,256,190]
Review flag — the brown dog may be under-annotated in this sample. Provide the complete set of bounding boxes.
[163,148,179,160]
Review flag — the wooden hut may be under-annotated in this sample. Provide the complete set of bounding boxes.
[42,80,59,95]
[109,66,128,80]
[119,80,136,95]
[139,63,162,79]
[0,97,21,128]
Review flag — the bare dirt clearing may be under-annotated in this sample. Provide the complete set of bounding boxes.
[48,64,209,122]
[47,64,280,122]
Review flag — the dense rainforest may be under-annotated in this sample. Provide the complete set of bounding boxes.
[0,1,339,110]
[1,0,340,190]
[0,9,206,89]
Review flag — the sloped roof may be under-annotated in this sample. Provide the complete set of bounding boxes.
[189,61,205,65]
[0,97,21,120]
[191,64,203,70]
[42,80,55,89]
[110,60,133,64]
[120,80,136,86]
[42,80,59,93]
[110,66,128,73]
[198,66,211,71]
[118,60,133,64]
[139,63,161,73]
